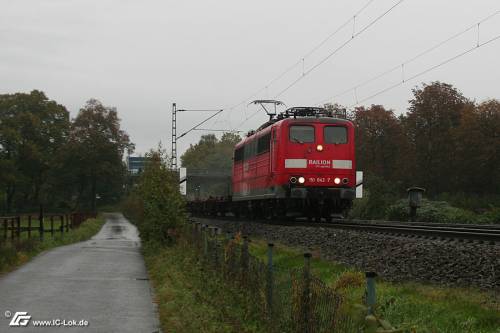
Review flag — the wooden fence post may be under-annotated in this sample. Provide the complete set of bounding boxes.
[39,206,44,241]
[50,216,54,237]
[60,215,64,235]
[10,218,15,240]
[28,216,32,239]
[3,219,7,240]
[16,216,21,239]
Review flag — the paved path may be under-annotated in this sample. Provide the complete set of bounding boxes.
[0,213,160,333]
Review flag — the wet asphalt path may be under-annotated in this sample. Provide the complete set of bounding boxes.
[0,213,160,333]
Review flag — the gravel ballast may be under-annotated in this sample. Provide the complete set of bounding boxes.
[193,217,500,290]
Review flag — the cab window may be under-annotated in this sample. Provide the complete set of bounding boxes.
[234,147,244,162]
[244,139,257,160]
[289,125,315,143]
[324,126,347,144]
[257,133,270,154]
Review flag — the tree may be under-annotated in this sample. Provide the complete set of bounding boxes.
[352,105,406,182]
[181,132,241,170]
[402,82,471,194]
[454,99,500,194]
[60,99,134,211]
[0,90,69,212]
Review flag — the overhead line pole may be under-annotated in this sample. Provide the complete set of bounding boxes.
[172,103,177,170]
[171,105,224,170]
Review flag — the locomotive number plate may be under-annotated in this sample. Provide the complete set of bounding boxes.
[308,177,331,183]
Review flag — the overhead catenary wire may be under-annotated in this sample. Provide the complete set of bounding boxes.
[178,109,224,139]
[316,9,500,105]
[235,109,263,130]
[274,0,406,99]
[213,0,378,129]
[234,0,406,130]
[193,128,242,133]
[347,33,500,107]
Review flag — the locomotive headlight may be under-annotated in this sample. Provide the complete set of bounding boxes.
[298,176,305,184]
[289,176,297,184]
[334,177,341,185]
[316,144,324,152]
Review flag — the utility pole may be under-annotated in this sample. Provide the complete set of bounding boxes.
[171,103,177,170]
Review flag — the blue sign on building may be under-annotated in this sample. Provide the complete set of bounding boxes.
[127,156,146,174]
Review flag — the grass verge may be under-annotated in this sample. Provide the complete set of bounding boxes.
[143,240,266,333]
[0,217,105,275]
[141,225,499,332]
[249,239,500,333]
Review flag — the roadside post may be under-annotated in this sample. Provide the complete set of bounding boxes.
[241,236,249,283]
[301,253,312,333]
[266,243,274,319]
[202,225,208,257]
[366,272,377,315]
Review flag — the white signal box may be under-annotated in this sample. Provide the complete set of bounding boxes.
[356,171,363,198]
[179,168,187,196]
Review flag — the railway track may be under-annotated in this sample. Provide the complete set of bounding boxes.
[309,220,500,244]
[192,216,500,244]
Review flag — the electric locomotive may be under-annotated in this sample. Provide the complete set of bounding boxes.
[231,104,356,221]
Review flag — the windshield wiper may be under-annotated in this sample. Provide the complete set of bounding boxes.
[291,138,304,144]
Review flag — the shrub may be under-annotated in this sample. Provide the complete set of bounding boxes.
[386,199,478,223]
[476,208,500,224]
[435,192,500,212]
[124,148,186,244]
[333,271,365,290]
[0,244,18,271]
[349,173,401,219]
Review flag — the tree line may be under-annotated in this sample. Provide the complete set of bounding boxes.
[0,90,133,214]
[347,81,500,200]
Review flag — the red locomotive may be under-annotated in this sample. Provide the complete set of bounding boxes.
[189,102,357,221]
[231,105,356,221]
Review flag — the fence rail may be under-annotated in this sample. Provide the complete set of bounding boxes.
[187,221,363,332]
[0,212,97,242]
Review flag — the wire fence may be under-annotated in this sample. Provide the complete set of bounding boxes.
[186,221,363,332]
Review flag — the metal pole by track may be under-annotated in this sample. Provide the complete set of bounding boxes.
[171,103,177,170]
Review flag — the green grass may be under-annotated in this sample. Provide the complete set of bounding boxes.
[143,240,266,333]
[143,232,500,333]
[0,217,105,275]
[248,239,500,333]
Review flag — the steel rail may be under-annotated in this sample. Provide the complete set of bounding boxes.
[312,221,500,244]
[191,216,500,244]
[333,218,500,230]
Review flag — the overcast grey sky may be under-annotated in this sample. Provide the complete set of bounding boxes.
[1,0,499,156]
